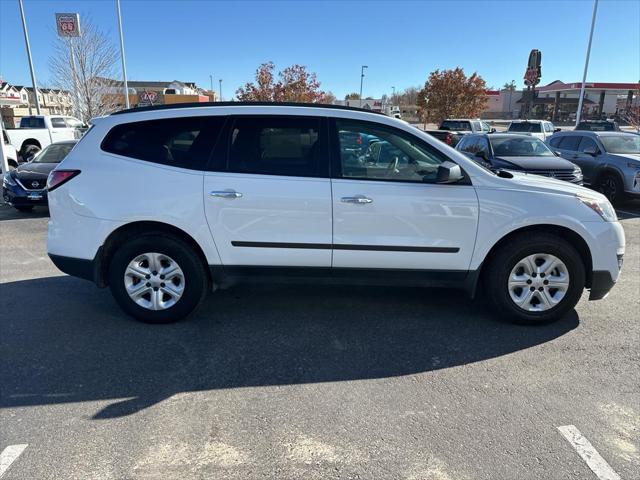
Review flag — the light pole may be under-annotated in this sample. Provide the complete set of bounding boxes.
[359,65,368,107]
[116,0,129,109]
[392,86,396,107]
[219,79,222,102]
[209,75,214,93]
[508,80,514,118]
[18,0,41,115]
[576,0,598,126]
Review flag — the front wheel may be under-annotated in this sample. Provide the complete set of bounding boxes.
[108,234,209,323]
[595,172,625,205]
[484,233,586,324]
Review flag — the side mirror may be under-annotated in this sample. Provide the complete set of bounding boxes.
[554,128,562,132]
[436,161,463,184]
[584,146,599,156]
[554,150,562,156]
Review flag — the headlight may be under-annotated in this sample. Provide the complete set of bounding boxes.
[576,193,617,222]
[573,166,583,178]
[2,173,17,187]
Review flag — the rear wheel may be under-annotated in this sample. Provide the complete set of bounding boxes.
[484,233,585,324]
[108,234,209,323]
[595,172,625,205]
[20,144,40,162]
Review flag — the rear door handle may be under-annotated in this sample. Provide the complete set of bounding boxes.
[210,190,242,199]
[341,195,373,204]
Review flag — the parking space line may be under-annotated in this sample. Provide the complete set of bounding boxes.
[557,426,621,480]
[0,444,28,478]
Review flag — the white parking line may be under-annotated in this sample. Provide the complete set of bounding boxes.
[558,426,621,480]
[0,444,28,478]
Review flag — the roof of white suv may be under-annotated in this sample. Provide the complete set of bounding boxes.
[111,101,388,117]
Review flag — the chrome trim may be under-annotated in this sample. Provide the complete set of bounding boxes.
[14,177,46,192]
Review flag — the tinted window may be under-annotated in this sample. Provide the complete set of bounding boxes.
[543,123,552,133]
[51,117,66,128]
[228,116,321,177]
[558,136,581,151]
[578,137,598,153]
[577,121,616,131]
[508,122,542,133]
[549,137,562,148]
[600,135,640,154]
[440,120,471,131]
[20,117,45,128]
[336,119,448,183]
[33,143,76,163]
[472,121,482,132]
[101,116,224,170]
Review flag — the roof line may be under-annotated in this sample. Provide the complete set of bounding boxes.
[111,101,388,116]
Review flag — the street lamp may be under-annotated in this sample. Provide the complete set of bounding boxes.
[359,65,368,108]
[219,79,222,102]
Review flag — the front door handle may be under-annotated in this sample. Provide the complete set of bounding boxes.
[210,190,242,199]
[341,195,373,204]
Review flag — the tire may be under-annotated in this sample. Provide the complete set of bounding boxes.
[595,172,625,205]
[483,233,586,325]
[108,233,209,323]
[15,205,34,212]
[20,144,40,162]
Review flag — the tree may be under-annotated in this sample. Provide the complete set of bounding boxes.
[398,86,420,106]
[621,86,640,132]
[323,91,337,104]
[49,17,120,122]
[417,68,487,124]
[503,80,517,91]
[236,62,329,103]
[344,92,360,100]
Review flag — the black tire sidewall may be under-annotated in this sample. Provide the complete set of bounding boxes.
[108,234,208,323]
[597,172,624,204]
[486,235,585,324]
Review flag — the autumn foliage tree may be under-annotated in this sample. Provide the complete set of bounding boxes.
[417,68,487,125]
[236,62,329,103]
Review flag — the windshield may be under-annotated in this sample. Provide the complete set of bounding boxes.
[440,120,471,131]
[599,135,640,154]
[491,136,554,157]
[32,143,76,163]
[508,122,542,133]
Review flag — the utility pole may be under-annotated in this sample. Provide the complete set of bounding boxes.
[359,65,368,108]
[116,0,130,109]
[18,0,41,115]
[210,75,214,93]
[219,79,222,102]
[576,0,598,126]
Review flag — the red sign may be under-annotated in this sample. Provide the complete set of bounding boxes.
[55,13,81,37]
[138,91,158,104]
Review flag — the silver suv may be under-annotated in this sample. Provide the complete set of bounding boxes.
[547,131,640,204]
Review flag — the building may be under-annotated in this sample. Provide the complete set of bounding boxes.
[1,82,74,127]
[100,78,214,109]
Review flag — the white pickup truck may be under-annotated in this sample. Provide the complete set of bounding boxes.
[5,115,85,161]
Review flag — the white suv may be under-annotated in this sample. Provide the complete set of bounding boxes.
[507,120,558,141]
[46,103,625,324]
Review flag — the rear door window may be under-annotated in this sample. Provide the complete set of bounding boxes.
[558,136,581,151]
[20,117,45,128]
[228,116,323,177]
[101,116,225,170]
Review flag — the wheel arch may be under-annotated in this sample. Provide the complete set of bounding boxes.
[476,224,594,292]
[591,164,624,187]
[97,221,211,287]
[20,138,42,151]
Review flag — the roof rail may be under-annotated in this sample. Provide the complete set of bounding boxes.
[110,101,388,116]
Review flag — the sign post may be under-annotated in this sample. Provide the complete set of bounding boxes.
[523,49,542,119]
[55,13,81,119]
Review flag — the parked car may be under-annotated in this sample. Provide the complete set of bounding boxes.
[506,120,559,141]
[548,131,640,203]
[456,134,583,184]
[5,115,85,161]
[425,118,494,147]
[47,102,624,325]
[2,140,77,211]
[1,128,19,171]
[575,120,620,132]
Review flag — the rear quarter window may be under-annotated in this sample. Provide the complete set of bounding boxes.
[101,116,225,170]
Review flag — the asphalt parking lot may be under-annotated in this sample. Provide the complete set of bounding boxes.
[1,201,639,480]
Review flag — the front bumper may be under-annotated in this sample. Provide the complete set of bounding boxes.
[2,184,48,206]
[589,270,617,300]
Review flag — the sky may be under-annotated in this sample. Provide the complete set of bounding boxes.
[1,0,639,100]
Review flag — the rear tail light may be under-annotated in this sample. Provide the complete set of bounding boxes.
[47,170,81,191]
[445,133,453,145]
[357,135,362,145]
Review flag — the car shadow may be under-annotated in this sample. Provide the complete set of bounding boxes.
[0,276,579,419]
[0,203,49,220]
